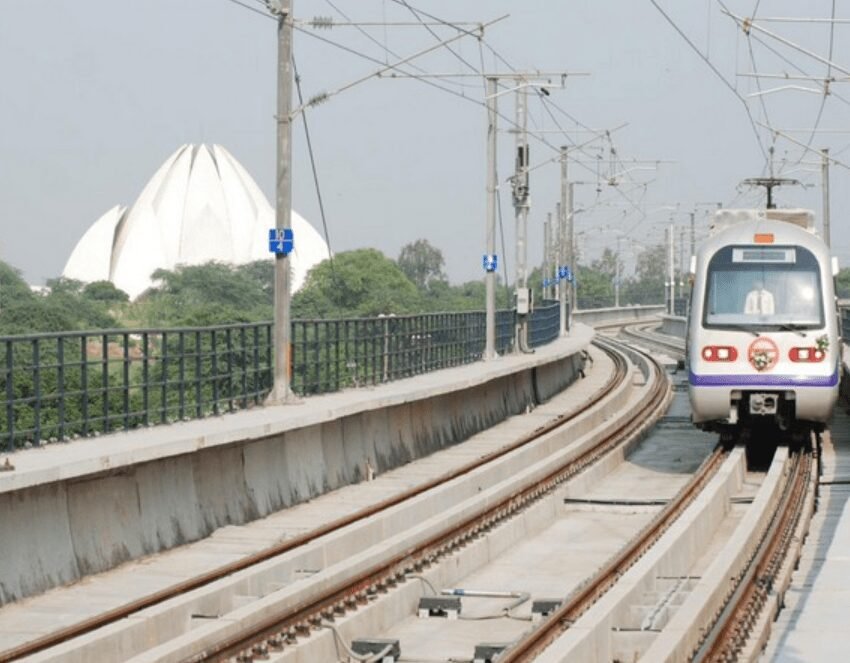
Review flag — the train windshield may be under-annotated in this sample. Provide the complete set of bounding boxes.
[703,245,824,330]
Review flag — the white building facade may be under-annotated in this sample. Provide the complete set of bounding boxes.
[64,144,328,300]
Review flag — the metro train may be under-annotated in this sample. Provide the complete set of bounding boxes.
[687,208,841,434]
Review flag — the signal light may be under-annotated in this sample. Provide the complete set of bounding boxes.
[789,347,825,363]
[702,345,738,362]
[754,233,774,244]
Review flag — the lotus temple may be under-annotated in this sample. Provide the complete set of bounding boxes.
[63,144,329,300]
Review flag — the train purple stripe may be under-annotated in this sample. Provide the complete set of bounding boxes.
[688,369,839,388]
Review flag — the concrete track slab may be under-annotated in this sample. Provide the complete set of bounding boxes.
[371,392,718,662]
[764,405,850,662]
[0,338,605,653]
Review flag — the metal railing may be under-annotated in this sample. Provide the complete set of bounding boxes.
[291,309,517,394]
[1,323,273,451]
[1,303,564,450]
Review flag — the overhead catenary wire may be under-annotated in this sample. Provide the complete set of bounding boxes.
[226,0,654,264]
[223,0,276,21]
[292,54,336,277]
[323,0,475,91]
[799,0,838,163]
[648,0,769,162]
[394,0,482,76]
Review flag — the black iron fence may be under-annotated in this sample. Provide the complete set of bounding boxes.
[1,303,563,450]
[1,323,273,451]
[291,309,518,394]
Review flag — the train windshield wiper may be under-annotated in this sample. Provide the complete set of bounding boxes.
[776,323,808,337]
[716,324,760,337]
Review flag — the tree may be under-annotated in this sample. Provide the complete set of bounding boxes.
[836,268,850,299]
[44,277,84,296]
[398,239,447,292]
[82,280,130,304]
[134,262,273,326]
[575,264,613,308]
[293,249,422,318]
[622,244,666,305]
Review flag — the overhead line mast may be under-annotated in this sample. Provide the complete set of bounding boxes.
[267,0,295,404]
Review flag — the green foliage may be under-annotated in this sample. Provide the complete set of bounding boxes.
[836,268,850,299]
[398,239,447,292]
[293,249,423,318]
[133,261,273,327]
[621,244,666,305]
[0,298,75,334]
[0,270,121,335]
[0,262,33,304]
[575,264,613,308]
[82,280,130,304]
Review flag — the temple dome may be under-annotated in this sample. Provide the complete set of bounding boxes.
[63,144,328,300]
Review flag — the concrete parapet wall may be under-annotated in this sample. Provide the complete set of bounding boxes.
[0,334,590,606]
[574,305,664,327]
[659,314,687,338]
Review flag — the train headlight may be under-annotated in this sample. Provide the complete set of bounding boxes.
[701,345,738,362]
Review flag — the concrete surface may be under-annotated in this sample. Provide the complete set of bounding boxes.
[660,315,687,338]
[12,344,622,662]
[575,305,665,328]
[764,405,850,662]
[0,329,593,605]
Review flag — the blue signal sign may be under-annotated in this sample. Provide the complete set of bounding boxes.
[269,228,294,256]
[482,254,498,272]
[558,265,573,282]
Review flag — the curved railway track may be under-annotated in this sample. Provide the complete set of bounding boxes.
[181,338,671,662]
[620,322,686,359]
[3,338,665,663]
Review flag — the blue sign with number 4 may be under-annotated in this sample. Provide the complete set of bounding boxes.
[269,228,294,256]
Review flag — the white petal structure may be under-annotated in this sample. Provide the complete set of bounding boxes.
[63,205,127,284]
[63,144,329,300]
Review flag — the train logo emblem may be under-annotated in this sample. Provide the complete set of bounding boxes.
[747,337,779,372]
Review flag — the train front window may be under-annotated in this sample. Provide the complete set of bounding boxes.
[703,245,823,330]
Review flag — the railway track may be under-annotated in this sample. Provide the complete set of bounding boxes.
[523,438,818,662]
[164,338,670,662]
[620,322,686,360]
[498,445,729,662]
[20,330,810,663]
[6,338,669,662]
[694,445,816,662]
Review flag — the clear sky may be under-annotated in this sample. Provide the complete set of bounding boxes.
[1,1,847,287]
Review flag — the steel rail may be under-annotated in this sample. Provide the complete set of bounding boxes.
[1,342,621,662]
[695,449,813,662]
[498,443,728,661]
[183,340,670,662]
[620,322,686,358]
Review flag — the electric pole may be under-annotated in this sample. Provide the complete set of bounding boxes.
[543,213,551,300]
[477,71,577,351]
[679,227,686,300]
[689,212,695,263]
[512,83,531,352]
[614,236,621,308]
[552,206,559,300]
[667,224,675,314]
[822,148,831,248]
[559,146,569,333]
[268,0,295,404]
[549,207,557,300]
[484,76,498,360]
[569,182,576,313]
